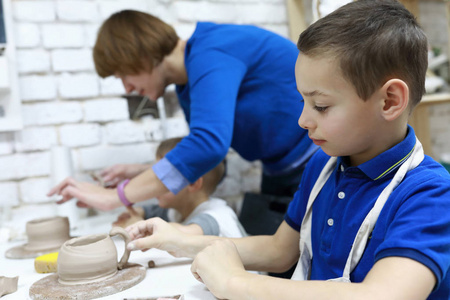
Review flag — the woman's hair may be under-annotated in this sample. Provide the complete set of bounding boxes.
[297,0,428,109]
[93,10,179,78]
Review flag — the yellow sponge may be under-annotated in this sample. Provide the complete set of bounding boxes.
[34,252,58,274]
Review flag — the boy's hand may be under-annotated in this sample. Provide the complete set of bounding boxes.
[47,176,121,211]
[113,206,145,228]
[190,239,247,299]
[125,217,188,257]
[100,164,150,187]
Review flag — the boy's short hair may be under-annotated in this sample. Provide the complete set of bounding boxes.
[297,0,428,109]
[156,137,225,195]
[93,10,179,78]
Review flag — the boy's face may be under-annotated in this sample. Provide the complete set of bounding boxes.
[116,63,166,101]
[156,190,184,209]
[295,54,384,166]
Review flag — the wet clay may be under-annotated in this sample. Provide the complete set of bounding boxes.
[0,276,19,297]
[57,227,131,285]
[29,263,146,300]
[5,216,71,259]
[114,206,144,229]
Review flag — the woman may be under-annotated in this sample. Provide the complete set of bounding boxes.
[48,10,316,215]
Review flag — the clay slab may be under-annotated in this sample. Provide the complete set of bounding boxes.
[29,263,146,300]
[0,276,18,297]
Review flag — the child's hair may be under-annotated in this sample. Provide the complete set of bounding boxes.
[156,137,225,195]
[93,10,179,78]
[297,0,428,110]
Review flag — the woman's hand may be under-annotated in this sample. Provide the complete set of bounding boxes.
[100,164,150,187]
[191,239,247,299]
[47,176,121,211]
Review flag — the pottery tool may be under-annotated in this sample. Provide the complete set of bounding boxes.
[35,252,59,274]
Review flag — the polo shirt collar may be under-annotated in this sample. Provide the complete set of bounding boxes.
[337,125,416,180]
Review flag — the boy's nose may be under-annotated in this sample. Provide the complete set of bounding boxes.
[298,110,313,130]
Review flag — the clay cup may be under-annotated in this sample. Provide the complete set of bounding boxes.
[57,227,131,285]
[24,216,70,252]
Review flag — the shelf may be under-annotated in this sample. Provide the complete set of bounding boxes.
[0,0,23,132]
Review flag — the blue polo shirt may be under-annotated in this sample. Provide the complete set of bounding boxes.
[285,126,450,299]
[153,22,314,194]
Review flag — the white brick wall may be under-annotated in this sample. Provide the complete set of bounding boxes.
[14,126,58,152]
[14,23,40,48]
[0,133,14,155]
[22,102,83,126]
[83,98,129,122]
[19,75,57,101]
[52,49,95,72]
[99,76,125,96]
[19,178,53,204]
[0,152,51,181]
[17,49,51,74]
[56,1,99,22]
[42,24,85,48]
[58,73,99,99]
[78,143,158,170]
[59,123,101,147]
[12,1,56,22]
[0,182,19,207]
[104,120,146,145]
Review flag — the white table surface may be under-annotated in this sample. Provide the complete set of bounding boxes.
[0,214,217,300]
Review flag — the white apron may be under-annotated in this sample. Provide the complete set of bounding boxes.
[291,138,424,282]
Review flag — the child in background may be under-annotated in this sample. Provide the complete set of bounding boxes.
[114,137,246,238]
[124,1,450,299]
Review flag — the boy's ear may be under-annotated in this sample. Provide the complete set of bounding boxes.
[379,79,409,121]
[188,177,203,192]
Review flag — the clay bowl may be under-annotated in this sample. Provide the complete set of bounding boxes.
[57,227,131,285]
[24,216,71,252]
[5,216,73,259]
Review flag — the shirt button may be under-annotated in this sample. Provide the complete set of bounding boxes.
[340,165,344,172]
[338,191,345,199]
[327,218,334,226]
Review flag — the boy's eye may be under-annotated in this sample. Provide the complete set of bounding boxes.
[314,106,328,112]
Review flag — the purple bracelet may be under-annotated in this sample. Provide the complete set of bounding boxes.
[117,179,133,207]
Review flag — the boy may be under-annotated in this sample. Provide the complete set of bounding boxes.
[115,137,246,238]
[125,1,450,299]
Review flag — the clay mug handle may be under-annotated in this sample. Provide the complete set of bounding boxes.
[109,226,131,270]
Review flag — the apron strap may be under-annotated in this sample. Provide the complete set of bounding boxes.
[292,137,424,282]
[341,138,424,279]
[293,157,337,280]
